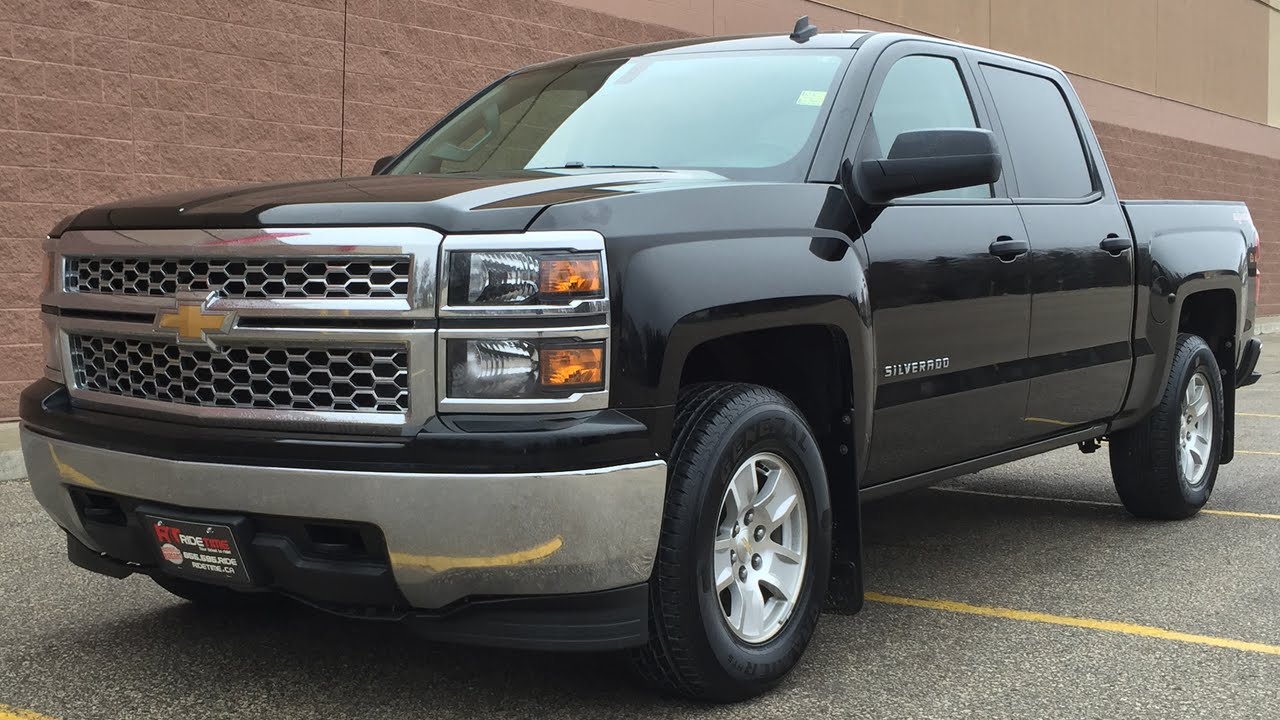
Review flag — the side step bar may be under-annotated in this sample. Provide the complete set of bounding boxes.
[859,425,1109,502]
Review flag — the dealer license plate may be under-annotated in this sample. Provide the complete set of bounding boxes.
[144,514,252,585]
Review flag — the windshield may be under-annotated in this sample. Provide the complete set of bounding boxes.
[388,51,851,181]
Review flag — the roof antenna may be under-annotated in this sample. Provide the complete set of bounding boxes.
[790,15,818,43]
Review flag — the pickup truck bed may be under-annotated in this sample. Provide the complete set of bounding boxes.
[1120,200,1261,438]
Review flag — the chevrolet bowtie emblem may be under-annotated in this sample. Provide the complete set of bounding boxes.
[156,298,231,345]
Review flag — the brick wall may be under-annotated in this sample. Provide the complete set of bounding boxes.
[0,0,684,417]
[1096,121,1279,318]
[0,0,1274,418]
[338,0,682,175]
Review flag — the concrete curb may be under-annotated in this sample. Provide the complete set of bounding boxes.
[0,421,23,481]
[1256,315,1280,336]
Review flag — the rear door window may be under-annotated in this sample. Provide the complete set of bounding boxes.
[980,65,1095,199]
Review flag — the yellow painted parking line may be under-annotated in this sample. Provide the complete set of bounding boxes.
[0,705,58,720]
[1237,450,1280,457]
[865,592,1280,657]
[1238,412,1280,418]
[1201,508,1280,520]
[932,486,1280,520]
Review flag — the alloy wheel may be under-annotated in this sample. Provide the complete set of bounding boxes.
[711,452,808,644]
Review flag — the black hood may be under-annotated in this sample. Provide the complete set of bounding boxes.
[61,170,731,235]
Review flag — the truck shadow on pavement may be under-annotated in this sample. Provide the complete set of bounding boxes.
[46,602,667,713]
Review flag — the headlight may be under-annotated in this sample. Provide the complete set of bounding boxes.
[446,250,603,307]
[447,338,605,399]
[439,232,609,412]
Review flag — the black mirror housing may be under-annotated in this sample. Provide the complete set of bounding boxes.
[856,128,1002,203]
[371,155,396,175]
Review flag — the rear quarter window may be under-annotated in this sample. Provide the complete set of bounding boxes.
[980,64,1095,200]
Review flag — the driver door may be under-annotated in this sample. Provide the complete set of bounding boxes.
[851,43,1035,486]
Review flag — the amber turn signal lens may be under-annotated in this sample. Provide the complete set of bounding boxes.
[539,345,604,388]
[539,257,602,296]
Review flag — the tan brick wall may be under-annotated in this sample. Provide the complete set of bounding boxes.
[338,0,682,175]
[1096,122,1279,319]
[0,0,1274,419]
[0,0,685,417]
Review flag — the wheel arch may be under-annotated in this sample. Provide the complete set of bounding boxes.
[662,309,871,609]
[1119,274,1243,434]
[1176,288,1238,374]
[1175,287,1239,463]
[676,323,858,457]
[1120,280,1241,459]
[659,302,873,487]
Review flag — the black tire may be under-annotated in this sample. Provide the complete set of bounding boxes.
[1109,333,1224,519]
[152,574,282,609]
[631,383,832,702]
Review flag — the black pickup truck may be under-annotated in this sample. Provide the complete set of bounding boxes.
[22,25,1263,701]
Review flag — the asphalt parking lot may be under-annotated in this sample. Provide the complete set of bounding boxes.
[2,336,1277,720]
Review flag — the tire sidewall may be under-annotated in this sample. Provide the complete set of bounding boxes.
[1166,340,1224,505]
[684,401,832,688]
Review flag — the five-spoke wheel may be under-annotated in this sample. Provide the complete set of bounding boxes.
[712,453,807,644]
[1178,370,1214,487]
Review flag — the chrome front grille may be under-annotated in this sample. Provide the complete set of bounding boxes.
[46,227,441,434]
[65,256,411,299]
[70,334,410,413]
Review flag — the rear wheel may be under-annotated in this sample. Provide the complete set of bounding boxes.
[632,383,831,702]
[1109,333,1224,519]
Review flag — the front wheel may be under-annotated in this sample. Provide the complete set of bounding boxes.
[1109,333,1224,519]
[631,383,831,702]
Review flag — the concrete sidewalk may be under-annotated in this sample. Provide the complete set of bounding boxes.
[0,422,20,481]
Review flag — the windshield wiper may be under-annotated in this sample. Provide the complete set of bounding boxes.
[530,162,661,170]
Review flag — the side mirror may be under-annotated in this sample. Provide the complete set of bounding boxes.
[371,155,396,175]
[857,128,1001,203]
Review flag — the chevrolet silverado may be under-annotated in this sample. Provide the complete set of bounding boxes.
[21,24,1264,701]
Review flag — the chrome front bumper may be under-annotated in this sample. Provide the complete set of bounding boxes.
[21,428,666,609]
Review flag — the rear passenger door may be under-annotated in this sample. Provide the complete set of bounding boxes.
[853,42,1036,486]
[971,56,1135,432]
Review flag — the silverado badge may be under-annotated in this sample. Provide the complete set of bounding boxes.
[884,357,950,378]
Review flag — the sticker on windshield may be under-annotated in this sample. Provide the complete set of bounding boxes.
[796,90,828,106]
